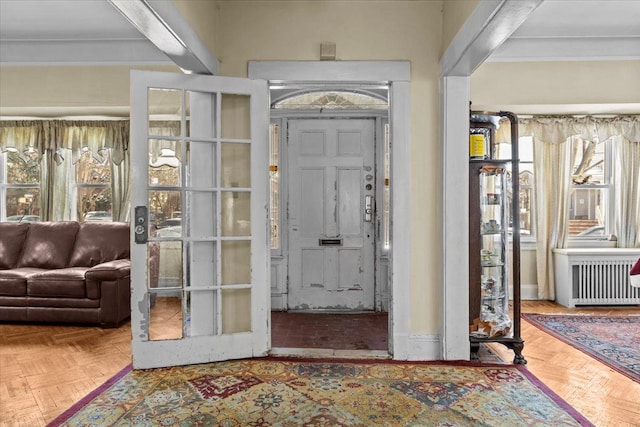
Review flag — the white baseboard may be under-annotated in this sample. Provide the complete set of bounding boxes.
[521,284,538,300]
[395,333,441,361]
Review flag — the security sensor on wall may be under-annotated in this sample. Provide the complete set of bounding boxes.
[320,42,336,60]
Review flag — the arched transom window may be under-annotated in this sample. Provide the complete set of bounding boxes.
[273,91,388,110]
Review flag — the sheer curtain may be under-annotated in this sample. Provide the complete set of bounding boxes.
[520,115,640,299]
[599,117,640,248]
[1,120,130,221]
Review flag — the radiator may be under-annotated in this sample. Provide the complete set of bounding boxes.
[554,249,640,308]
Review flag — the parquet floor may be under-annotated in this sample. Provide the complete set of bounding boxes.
[1,300,639,426]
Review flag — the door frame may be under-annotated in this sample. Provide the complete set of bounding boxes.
[249,61,412,359]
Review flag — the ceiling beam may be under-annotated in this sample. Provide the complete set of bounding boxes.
[440,0,544,77]
[108,0,218,75]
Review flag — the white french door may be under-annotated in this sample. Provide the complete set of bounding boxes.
[287,119,376,310]
[130,70,269,369]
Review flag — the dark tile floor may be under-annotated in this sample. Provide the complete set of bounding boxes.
[271,311,388,350]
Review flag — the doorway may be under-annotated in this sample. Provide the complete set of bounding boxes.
[249,60,412,359]
[268,89,389,352]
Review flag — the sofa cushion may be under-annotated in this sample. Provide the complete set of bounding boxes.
[27,267,89,298]
[0,268,47,296]
[17,222,80,269]
[0,223,29,269]
[70,222,130,268]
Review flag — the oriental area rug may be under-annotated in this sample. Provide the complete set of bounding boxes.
[523,313,640,383]
[48,357,593,427]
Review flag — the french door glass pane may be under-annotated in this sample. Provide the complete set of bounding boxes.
[221,143,250,188]
[188,241,216,288]
[187,141,216,188]
[149,293,183,341]
[221,94,250,140]
[221,192,250,236]
[222,288,251,333]
[221,240,251,285]
[148,89,182,135]
[149,190,182,231]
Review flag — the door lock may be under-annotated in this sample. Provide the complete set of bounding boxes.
[364,195,373,222]
[134,206,148,244]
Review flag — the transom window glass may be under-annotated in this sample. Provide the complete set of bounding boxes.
[274,91,387,110]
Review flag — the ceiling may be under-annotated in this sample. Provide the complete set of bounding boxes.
[0,0,171,65]
[1,0,638,65]
[488,0,640,62]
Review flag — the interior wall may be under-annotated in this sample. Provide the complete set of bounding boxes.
[471,61,640,111]
[170,0,220,60]
[0,65,178,116]
[216,0,444,334]
[441,0,480,56]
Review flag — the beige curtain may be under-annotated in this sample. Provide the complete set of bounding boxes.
[612,136,640,247]
[532,136,571,300]
[1,120,130,221]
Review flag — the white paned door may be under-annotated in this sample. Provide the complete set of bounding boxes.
[288,119,375,310]
[130,70,269,369]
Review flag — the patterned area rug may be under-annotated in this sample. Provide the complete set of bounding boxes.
[49,358,593,426]
[523,313,640,383]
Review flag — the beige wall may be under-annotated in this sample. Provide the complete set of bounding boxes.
[170,0,220,60]
[216,0,445,333]
[442,0,480,55]
[0,65,177,116]
[471,61,640,111]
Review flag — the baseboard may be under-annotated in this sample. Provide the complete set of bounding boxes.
[403,333,441,360]
[521,284,538,300]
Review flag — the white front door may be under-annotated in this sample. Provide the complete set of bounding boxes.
[287,119,375,310]
[130,70,270,369]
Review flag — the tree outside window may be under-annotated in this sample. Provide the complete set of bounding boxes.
[567,136,610,238]
[1,149,41,221]
[76,149,112,221]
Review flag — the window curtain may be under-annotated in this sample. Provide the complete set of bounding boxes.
[519,115,640,299]
[0,120,130,221]
[600,117,640,248]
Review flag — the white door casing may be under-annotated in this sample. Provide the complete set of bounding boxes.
[287,119,375,310]
[130,70,269,369]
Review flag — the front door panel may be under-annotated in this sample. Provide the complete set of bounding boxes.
[288,119,375,310]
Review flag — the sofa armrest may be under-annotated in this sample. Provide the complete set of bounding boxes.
[86,259,130,281]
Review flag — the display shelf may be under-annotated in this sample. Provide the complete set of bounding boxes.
[468,111,525,365]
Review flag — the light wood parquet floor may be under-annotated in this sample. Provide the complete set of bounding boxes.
[1,300,639,426]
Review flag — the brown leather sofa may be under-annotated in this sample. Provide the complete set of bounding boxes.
[0,221,131,328]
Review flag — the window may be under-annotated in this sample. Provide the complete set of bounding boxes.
[0,149,41,222]
[568,136,610,238]
[269,122,280,250]
[497,133,614,241]
[273,91,387,110]
[76,149,113,221]
[383,122,390,249]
